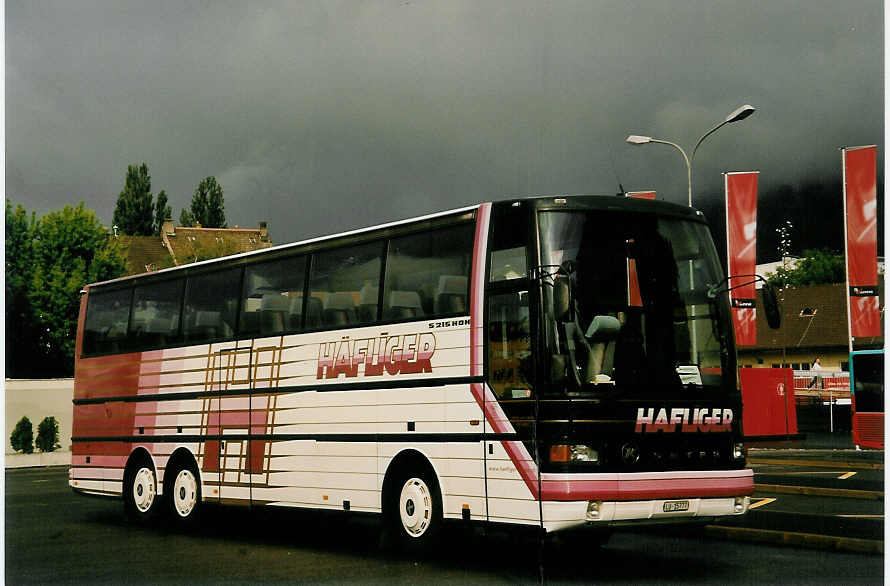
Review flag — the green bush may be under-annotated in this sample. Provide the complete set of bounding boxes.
[36,416,60,452]
[10,416,34,454]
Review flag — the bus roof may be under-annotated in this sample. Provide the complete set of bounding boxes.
[85,194,701,290]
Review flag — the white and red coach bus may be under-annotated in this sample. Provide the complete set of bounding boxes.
[70,195,753,547]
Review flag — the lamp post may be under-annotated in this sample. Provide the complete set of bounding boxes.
[626,104,756,206]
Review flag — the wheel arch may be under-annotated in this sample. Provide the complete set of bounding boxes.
[163,446,201,498]
[381,448,443,515]
[124,446,158,487]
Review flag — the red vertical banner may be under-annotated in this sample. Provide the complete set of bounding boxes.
[725,172,759,346]
[843,146,880,338]
[625,191,654,306]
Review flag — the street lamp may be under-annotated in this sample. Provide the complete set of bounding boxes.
[626,105,756,366]
[625,104,756,207]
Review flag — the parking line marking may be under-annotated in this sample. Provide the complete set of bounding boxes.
[838,471,857,480]
[748,497,776,509]
[837,514,883,519]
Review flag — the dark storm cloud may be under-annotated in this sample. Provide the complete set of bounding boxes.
[6,0,883,246]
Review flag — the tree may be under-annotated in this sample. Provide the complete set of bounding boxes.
[179,207,195,227]
[154,190,172,235]
[189,176,226,228]
[5,201,127,377]
[6,200,38,375]
[10,416,34,454]
[113,163,154,235]
[766,248,846,288]
[36,416,60,452]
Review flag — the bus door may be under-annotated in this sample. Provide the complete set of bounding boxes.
[484,201,536,522]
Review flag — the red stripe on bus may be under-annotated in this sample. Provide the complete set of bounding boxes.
[470,203,491,378]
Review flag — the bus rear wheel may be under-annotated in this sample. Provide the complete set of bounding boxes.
[166,461,201,525]
[124,461,161,523]
[386,467,442,551]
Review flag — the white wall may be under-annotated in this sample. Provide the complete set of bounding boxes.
[5,379,74,454]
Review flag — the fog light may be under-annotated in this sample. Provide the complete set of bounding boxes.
[734,496,747,513]
[733,443,745,459]
[587,500,602,520]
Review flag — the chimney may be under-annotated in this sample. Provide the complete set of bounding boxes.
[259,221,268,241]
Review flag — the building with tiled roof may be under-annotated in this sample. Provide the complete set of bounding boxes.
[161,220,272,266]
[739,282,884,371]
[118,235,174,275]
[118,220,272,276]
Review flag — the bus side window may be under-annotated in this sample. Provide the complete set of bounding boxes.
[489,206,527,282]
[309,241,383,328]
[383,222,474,320]
[240,256,306,337]
[129,279,183,350]
[488,290,532,399]
[83,288,132,355]
[182,268,241,344]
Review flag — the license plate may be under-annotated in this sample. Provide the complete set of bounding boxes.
[663,500,690,512]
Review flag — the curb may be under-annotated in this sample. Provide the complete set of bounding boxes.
[754,483,883,500]
[747,457,884,470]
[705,525,883,555]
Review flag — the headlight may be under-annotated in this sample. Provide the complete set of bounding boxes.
[571,445,599,463]
[550,444,599,463]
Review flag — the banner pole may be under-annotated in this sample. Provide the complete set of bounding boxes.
[841,148,854,355]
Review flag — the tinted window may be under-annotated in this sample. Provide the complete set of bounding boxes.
[488,290,532,399]
[130,280,183,349]
[309,242,383,328]
[383,223,474,320]
[490,206,527,282]
[241,256,307,337]
[182,268,241,343]
[84,288,132,355]
[853,353,884,413]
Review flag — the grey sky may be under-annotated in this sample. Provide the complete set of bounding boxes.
[6,1,883,244]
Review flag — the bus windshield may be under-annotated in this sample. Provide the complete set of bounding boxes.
[539,210,735,393]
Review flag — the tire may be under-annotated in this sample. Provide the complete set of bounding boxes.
[123,460,161,523]
[166,460,202,525]
[386,466,442,551]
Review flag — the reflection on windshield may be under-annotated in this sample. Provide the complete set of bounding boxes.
[539,211,733,392]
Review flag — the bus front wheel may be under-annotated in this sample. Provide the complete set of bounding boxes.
[386,467,442,551]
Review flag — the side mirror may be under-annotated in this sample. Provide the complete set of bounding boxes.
[762,283,781,329]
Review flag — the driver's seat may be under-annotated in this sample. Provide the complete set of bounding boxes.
[554,277,621,385]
